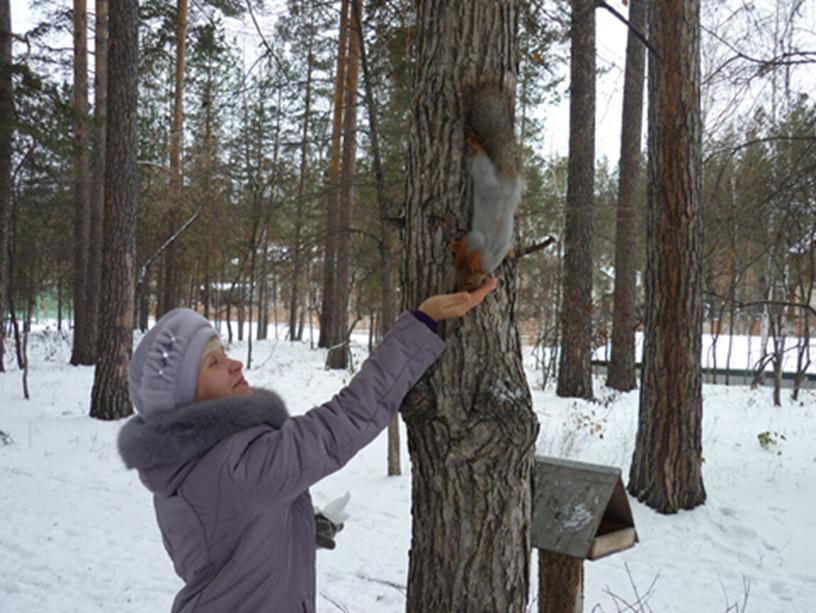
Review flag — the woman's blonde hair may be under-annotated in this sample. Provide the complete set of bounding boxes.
[199,335,223,369]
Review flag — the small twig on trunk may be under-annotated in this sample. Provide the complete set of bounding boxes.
[514,235,557,260]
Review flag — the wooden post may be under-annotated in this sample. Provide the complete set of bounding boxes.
[539,551,584,613]
[532,457,639,613]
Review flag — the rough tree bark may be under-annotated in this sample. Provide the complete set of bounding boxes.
[0,0,12,373]
[90,0,138,420]
[557,0,595,399]
[402,2,538,611]
[607,0,646,392]
[86,0,107,361]
[318,0,349,349]
[326,0,360,370]
[628,0,706,513]
[70,0,94,365]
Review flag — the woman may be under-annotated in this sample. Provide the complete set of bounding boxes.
[117,279,496,612]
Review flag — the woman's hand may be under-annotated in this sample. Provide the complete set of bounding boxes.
[417,277,498,322]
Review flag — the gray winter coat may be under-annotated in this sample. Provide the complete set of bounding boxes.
[118,312,445,612]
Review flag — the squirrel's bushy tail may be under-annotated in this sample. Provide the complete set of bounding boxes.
[466,84,518,177]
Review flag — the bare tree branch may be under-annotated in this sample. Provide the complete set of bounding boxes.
[137,209,201,286]
[702,24,816,67]
[513,235,557,260]
[594,1,659,59]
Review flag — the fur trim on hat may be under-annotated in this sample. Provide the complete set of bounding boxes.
[118,388,290,470]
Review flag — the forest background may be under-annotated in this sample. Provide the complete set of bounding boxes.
[3,0,815,403]
[2,0,816,610]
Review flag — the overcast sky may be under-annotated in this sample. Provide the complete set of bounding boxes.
[544,8,631,163]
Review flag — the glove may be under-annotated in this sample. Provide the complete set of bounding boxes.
[314,492,351,550]
[315,512,342,549]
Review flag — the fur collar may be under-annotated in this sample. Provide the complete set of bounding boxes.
[117,388,290,470]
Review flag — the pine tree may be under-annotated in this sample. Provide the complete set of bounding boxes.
[608,0,647,392]
[85,0,107,364]
[319,0,349,350]
[90,0,139,420]
[628,0,707,513]
[556,0,595,399]
[0,0,12,373]
[69,0,94,365]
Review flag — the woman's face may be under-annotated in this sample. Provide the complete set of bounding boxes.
[194,341,252,402]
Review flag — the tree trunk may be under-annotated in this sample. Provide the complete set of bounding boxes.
[538,552,583,613]
[724,170,737,384]
[607,0,646,392]
[238,290,245,341]
[770,311,783,407]
[0,0,12,373]
[160,0,188,317]
[226,298,233,343]
[201,64,214,323]
[58,281,64,332]
[628,0,706,513]
[307,259,315,349]
[202,254,210,320]
[556,0,595,399]
[402,2,538,611]
[289,46,313,343]
[319,0,350,349]
[138,267,149,331]
[326,0,360,370]
[351,0,400,474]
[90,0,138,421]
[7,197,22,370]
[22,293,33,399]
[257,229,269,340]
[297,302,306,341]
[271,266,278,339]
[258,83,283,343]
[70,0,94,365]
[85,0,107,362]
[246,75,266,355]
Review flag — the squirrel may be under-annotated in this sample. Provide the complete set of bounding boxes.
[450,85,523,292]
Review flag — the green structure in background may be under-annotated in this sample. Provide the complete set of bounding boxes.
[14,290,67,327]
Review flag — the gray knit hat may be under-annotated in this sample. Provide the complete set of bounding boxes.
[128,307,218,419]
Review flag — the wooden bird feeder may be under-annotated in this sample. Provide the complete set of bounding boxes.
[532,456,639,613]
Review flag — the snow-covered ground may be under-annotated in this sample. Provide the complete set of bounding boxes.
[1,323,815,612]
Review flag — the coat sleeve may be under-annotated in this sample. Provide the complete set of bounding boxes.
[226,311,445,507]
